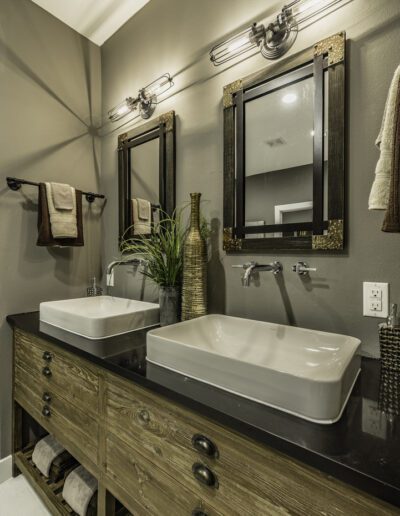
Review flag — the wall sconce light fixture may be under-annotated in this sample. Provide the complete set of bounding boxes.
[210,0,344,65]
[108,73,174,122]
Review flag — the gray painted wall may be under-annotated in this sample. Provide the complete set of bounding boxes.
[0,0,102,457]
[100,0,400,360]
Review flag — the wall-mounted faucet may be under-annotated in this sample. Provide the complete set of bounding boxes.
[232,261,283,287]
[106,258,147,287]
[292,261,317,276]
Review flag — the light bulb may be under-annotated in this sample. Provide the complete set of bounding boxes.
[143,74,174,98]
[108,97,136,122]
[210,23,265,66]
[283,0,343,25]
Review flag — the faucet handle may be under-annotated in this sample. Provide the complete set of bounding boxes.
[232,261,255,269]
[292,261,317,276]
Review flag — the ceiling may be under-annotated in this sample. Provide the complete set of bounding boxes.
[30,0,151,46]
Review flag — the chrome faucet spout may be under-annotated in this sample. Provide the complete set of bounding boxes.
[232,260,282,287]
[106,258,147,287]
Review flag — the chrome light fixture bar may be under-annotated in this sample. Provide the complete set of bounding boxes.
[108,73,174,122]
[210,0,344,65]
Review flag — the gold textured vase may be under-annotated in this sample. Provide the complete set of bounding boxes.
[181,193,207,321]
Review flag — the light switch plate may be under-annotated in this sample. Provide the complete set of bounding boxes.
[363,282,389,318]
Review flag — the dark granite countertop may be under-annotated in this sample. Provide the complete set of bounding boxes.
[7,312,400,508]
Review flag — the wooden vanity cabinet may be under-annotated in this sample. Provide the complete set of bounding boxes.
[12,329,398,516]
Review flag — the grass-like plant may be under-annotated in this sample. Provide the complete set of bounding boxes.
[121,206,208,288]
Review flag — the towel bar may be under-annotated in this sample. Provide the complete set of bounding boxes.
[6,177,106,203]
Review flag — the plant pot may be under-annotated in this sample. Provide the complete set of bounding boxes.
[159,286,180,326]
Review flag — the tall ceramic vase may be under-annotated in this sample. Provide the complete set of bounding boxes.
[181,193,207,321]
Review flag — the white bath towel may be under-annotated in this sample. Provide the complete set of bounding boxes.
[132,198,151,235]
[62,465,98,516]
[32,435,65,477]
[369,65,400,210]
[51,182,74,210]
[45,182,78,238]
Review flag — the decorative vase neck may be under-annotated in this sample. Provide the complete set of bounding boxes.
[190,193,201,229]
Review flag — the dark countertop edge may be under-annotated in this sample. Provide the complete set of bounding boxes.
[7,313,400,508]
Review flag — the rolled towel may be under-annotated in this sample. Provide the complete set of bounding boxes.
[45,182,78,238]
[369,65,400,210]
[62,465,98,516]
[51,182,74,210]
[32,435,66,477]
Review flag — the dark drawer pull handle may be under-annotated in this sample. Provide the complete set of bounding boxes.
[192,463,218,488]
[192,510,208,516]
[42,366,52,378]
[192,434,218,458]
[42,405,51,417]
[42,392,52,403]
[42,351,52,362]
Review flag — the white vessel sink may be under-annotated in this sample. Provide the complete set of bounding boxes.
[147,315,361,424]
[40,296,159,339]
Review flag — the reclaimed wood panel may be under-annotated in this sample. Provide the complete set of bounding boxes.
[106,433,222,516]
[15,329,99,414]
[15,366,98,470]
[105,372,398,516]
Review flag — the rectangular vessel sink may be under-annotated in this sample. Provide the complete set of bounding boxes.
[147,315,361,424]
[40,296,159,339]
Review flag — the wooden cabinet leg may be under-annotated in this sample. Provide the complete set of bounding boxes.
[98,483,116,516]
[12,401,22,477]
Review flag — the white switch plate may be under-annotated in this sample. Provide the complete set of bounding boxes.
[363,282,389,318]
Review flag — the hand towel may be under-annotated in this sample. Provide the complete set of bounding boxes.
[369,65,400,210]
[137,198,151,220]
[51,182,74,210]
[382,80,400,232]
[62,465,98,516]
[37,183,84,247]
[132,198,151,235]
[32,435,65,477]
[45,182,77,238]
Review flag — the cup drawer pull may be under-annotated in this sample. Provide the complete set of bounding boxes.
[42,351,52,362]
[42,392,52,403]
[192,463,218,488]
[42,366,52,378]
[192,510,208,516]
[42,405,51,417]
[192,434,218,458]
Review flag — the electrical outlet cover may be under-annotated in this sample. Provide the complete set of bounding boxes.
[363,282,389,318]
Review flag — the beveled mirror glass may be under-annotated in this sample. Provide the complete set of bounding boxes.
[223,33,345,252]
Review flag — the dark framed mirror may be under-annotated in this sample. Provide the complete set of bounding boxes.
[118,111,176,248]
[223,33,346,252]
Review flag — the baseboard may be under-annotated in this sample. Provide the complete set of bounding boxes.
[0,455,12,484]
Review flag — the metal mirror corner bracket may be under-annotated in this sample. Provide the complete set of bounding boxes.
[314,31,345,66]
[223,32,346,252]
[312,219,344,250]
[223,228,242,252]
[118,111,176,250]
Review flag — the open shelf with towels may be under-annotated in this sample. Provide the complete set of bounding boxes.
[15,442,132,516]
[6,177,105,204]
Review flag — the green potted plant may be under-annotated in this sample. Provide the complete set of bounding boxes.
[121,206,209,326]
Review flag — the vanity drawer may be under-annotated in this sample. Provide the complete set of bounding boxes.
[14,329,99,415]
[105,375,288,515]
[15,364,99,467]
[106,432,221,516]
[105,373,397,516]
